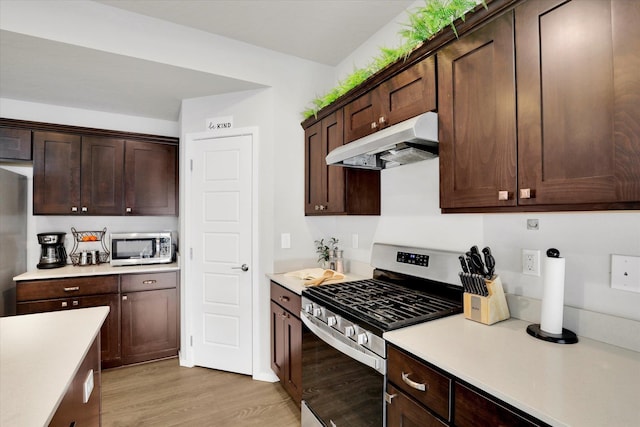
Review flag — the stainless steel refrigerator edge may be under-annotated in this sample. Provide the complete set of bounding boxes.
[0,168,27,316]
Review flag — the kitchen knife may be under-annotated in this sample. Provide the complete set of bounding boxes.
[482,247,495,278]
[459,255,469,274]
[470,252,487,277]
[459,272,469,293]
[470,245,481,256]
[465,253,476,274]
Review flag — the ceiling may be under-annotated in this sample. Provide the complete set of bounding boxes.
[0,0,415,121]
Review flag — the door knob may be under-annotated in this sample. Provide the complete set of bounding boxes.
[232,264,249,272]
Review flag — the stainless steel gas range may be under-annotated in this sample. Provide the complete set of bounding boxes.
[301,243,464,427]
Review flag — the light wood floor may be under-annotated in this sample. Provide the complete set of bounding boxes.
[101,358,300,427]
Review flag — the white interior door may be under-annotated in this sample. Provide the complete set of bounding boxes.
[189,133,253,375]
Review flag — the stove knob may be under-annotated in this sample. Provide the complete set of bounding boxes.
[344,325,355,337]
[357,333,368,345]
[327,316,337,327]
[304,304,314,314]
[313,307,322,317]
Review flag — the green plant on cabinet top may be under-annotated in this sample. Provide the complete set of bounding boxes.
[301,0,485,119]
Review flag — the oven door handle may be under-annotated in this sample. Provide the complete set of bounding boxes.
[301,312,386,375]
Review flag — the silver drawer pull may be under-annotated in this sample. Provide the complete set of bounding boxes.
[72,300,79,306]
[402,372,427,392]
[61,301,68,307]
[142,280,157,285]
[384,392,397,404]
[64,286,80,292]
[278,296,290,303]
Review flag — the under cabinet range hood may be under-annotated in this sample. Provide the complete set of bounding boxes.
[326,112,439,169]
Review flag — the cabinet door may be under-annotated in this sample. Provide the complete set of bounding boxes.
[284,312,302,405]
[516,0,640,205]
[344,91,378,143]
[17,294,121,368]
[81,136,124,215]
[454,382,540,427]
[33,131,82,214]
[438,12,517,209]
[270,301,286,380]
[304,111,345,215]
[121,288,178,364]
[387,384,447,427]
[380,56,437,127]
[124,140,178,215]
[0,127,31,160]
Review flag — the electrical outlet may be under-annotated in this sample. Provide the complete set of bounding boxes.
[522,249,540,276]
[611,254,640,293]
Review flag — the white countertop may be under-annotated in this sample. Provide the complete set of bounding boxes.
[267,271,368,295]
[0,307,109,427]
[13,261,180,281]
[384,315,640,427]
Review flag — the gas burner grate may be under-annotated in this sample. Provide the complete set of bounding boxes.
[304,278,462,331]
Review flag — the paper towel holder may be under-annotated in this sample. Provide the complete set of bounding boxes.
[526,248,578,344]
[526,323,578,344]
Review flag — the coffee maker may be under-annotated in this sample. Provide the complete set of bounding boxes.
[37,232,68,269]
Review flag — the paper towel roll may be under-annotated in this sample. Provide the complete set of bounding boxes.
[540,256,566,334]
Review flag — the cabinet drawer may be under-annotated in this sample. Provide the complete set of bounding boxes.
[270,281,301,316]
[387,346,451,420]
[121,271,177,292]
[16,275,118,301]
[387,384,447,427]
[454,382,540,427]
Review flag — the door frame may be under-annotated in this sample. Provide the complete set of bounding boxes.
[180,127,260,376]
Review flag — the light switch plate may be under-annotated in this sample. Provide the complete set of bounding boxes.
[611,254,640,293]
[280,233,291,249]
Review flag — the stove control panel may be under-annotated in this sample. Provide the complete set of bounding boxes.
[397,251,429,267]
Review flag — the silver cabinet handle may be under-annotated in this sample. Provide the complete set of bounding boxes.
[379,116,386,125]
[498,190,509,201]
[278,295,290,303]
[72,300,79,306]
[232,264,249,272]
[81,206,88,212]
[64,286,80,292]
[71,206,78,212]
[126,207,132,213]
[142,280,157,285]
[384,392,398,404]
[371,122,378,129]
[401,372,427,392]
[122,295,128,301]
[61,301,68,307]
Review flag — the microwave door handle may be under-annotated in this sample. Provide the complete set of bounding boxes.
[301,312,386,375]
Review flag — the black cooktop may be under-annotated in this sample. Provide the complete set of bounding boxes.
[303,274,463,332]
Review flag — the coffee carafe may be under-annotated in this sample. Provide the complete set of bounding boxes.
[37,232,68,269]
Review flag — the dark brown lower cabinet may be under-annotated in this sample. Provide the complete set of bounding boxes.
[270,282,302,405]
[387,346,545,427]
[49,335,101,427]
[16,275,121,368]
[120,272,179,365]
[16,271,180,369]
[387,384,447,427]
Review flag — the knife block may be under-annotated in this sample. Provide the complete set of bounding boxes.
[463,275,510,325]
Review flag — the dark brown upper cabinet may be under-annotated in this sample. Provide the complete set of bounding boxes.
[124,140,177,216]
[516,0,640,207]
[304,110,380,216]
[439,0,640,212]
[344,56,437,143]
[34,132,177,216]
[438,12,517,210]
[0,127,32,161]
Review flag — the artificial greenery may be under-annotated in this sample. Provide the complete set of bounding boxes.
[314,237,339,264]
[302,0,485,119]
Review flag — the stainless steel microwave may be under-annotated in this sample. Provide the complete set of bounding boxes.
[110,232,173,266]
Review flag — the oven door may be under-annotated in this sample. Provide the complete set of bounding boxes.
[301,312,385,427]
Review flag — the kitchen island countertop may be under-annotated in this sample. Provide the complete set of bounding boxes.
[384,314,640,427]
[13,261,180,281]
[0,307,109,426]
